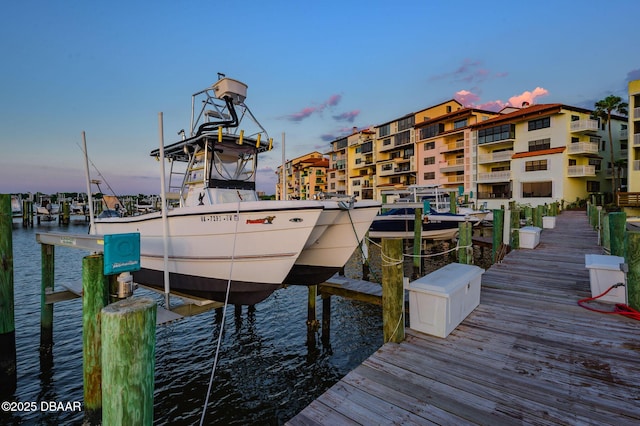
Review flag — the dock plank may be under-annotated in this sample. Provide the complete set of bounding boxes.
[287,210,640,425]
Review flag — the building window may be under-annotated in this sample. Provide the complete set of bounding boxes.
[382,138,391,146]
[424,172,435,180]
[336,138,347,149]
[454,118,468,129]
[571,137,579,143]
[569,159,577,166]
[528,117,550,131]
[394,130,411,146]
[420,123,444,139]
[362,141,373,153]
[586,181,600,192]
[528,138,551,152]
[423,141,435,150]
[525,160,547,171]
[589,158,601,171]
[378,124,390,138]
[446,105,452,113]
[424,156,435,166]
[397,116,415,131]
[478,124,515,144]
[522,181,552,197]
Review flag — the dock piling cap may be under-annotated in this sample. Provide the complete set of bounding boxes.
[102,297,156,316]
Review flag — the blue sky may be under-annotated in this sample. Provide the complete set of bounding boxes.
[1,0,638,196]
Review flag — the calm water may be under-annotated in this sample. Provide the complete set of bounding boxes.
[1,221,493,425]
[1,222,385,425]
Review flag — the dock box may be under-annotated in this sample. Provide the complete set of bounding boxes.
[408,263,484,338]
[542,216,556,229]
[519,226,541,249]
[584,254,627,304]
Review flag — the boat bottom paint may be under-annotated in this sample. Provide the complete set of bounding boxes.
[134,268,282,305]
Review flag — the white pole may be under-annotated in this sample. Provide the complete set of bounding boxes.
[159,112,171,308]
[281,132,286,200]
[81,131,96,235]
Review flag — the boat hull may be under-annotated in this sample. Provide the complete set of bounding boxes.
[368,208,481,240]
[284,200,381,284]
[94,201,323,304]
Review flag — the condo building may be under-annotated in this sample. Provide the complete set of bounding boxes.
[276,151,328,200]
[622,79,640,215]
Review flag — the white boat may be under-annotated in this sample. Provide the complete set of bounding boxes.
[369,185,487,240]
[11,195,21,218]
[284,196,380,284]
[93,76,379,303]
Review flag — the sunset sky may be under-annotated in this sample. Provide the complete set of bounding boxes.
[1,0,638,195]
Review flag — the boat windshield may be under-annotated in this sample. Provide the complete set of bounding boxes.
[211,142,257,183]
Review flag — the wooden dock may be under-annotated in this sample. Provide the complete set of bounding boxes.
[287,210,640,425]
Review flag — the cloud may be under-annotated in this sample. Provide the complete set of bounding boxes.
[626,68,640,83]
[454,87,549,112]
[282,94,343,122]
[332,110,360,123]
[508,87,549,108]
[431,59,508,85]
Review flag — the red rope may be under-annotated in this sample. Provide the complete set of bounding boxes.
[577,284,640,321]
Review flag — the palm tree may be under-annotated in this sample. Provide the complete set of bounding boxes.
[592,95,628,195]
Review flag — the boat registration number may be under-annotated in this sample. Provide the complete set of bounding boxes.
[201,214,238,222]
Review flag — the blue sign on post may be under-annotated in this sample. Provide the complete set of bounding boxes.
[103,233,141,275]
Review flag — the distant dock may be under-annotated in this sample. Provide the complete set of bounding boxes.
[288,210,640,425]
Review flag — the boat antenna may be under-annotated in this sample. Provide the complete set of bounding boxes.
[76,142,126,209]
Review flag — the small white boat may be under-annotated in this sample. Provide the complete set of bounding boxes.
[93,76,379,303]
[11,195,21,218]
[369,185,487,240]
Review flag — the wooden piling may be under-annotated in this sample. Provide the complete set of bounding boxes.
[510,208,520,250]
[627,231,640,311]
[381,238,404,343]
[534,205,544,228]
[60,201,70,225]
[608,212,627,258]
[321,295,331,347]
[412,207,422,278]
[306,285,318,346]
[82,254,109,424]
[101,297,156,426]
[492,209,504,263]
[524,206,532,226]
[458,221,472,265]
[449,192,457,214]
[0,194,16,396]
[40,243,55,355]
[602,213,611,253]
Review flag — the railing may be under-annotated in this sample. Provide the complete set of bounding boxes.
[440,140,465,152]
[477,191,512,199]
[620,129,628,139]
[567,142,599,155]
[440,175,465,184]
[477,171,511,182]
[570,119,599,133]
[634,107,640,119]
[478,151,513,164]
[634,160,640,171]
[617,192,640,207]
[634,133,640,147]
[567,165,596,177]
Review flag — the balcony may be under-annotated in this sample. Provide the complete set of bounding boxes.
[634,134,640,147]
[620,128,628,139]
[440,140,465,153]
[477,191,512,199]
[567,141,599,156]
[570,119,599,133]
[634,160,640,171]
[440,175,465,185]
[567,165,596,177]
[476,171,511,182]
[635,107,640,119]
[477,150,513,164]
[439,158,466,173]
[617,192,640,207]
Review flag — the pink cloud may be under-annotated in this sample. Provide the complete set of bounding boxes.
[453,87,549,112]
[283,94,343,122]
[508,87,549,108]
[332,110,360,123]
[431,59,507,85]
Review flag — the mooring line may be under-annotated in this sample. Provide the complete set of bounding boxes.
[199,201,241,426]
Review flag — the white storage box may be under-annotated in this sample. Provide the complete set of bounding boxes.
[519,226,541,249]
[542,216,556,229]
[584,254,627,304]
[408,263,484,338]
